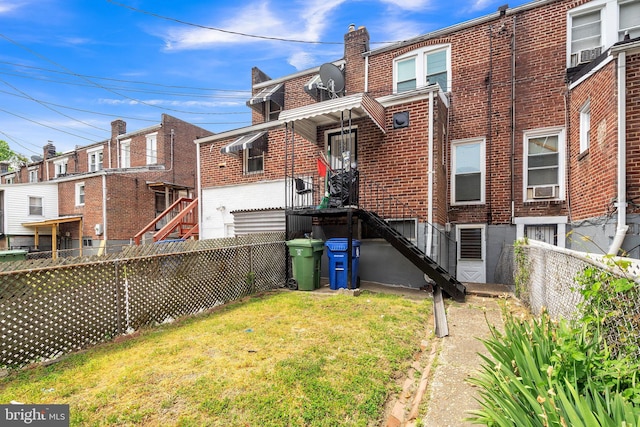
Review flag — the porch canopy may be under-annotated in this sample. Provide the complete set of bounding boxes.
[22,215,83,259]
[278,92,386,143]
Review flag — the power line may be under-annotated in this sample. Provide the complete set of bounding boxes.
[0,60,251,93]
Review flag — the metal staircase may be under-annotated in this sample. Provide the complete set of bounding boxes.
[358,210,466,302]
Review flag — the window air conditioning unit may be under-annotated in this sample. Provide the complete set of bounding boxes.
[532,185,557,199]
[570,46,602,67]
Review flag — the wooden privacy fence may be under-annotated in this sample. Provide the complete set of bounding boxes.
[0,233,286,368]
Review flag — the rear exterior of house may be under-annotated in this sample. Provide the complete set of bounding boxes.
[197,0,640,288]
[2,114,211,256]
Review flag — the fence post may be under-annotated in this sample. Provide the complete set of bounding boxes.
[114,261,123,335]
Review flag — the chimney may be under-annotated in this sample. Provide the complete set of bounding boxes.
[344,24,370,95]
[43,142,56,160]
[111,119,126,139]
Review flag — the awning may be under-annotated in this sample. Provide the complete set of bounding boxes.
[22,216,83,228]
[278,93,386,143]
[220,131,268,156]
[247,83,284,111]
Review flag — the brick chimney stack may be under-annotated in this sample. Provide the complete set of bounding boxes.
[111,119,126,139]
[43,142,56,160]
[344,24,370,95]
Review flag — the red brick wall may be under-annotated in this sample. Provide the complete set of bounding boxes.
[624,53,640,215]
[568,61,618,221]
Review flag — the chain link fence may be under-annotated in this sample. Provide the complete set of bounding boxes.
[0,233,286,368]
[516,239,639,359]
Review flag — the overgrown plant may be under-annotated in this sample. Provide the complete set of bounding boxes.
[513,238,530,302]
[467,258,640,425]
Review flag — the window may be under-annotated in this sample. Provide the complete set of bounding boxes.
[28,168,38,183]
[4,174,14,184]
[523,128,565,200]
[243,147,264,174]
[120,139,131,168]
[54,158,68,177]
[571,9,602,55]
[452,138,485,204]
[619,1,640,40]
[82,237,93,247]
[29,196,43,216]
[525,224,558,245]
[327,129,357,170]
[146,132,158,165]
[76,182,85,206]
[88,149,103,172]
[388,219,417,240]
[397,57,417,92]
[394,45,450,93]
[579,101,591,154]
[567,0,639,67]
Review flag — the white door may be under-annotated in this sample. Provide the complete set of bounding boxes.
[456,224,486,283]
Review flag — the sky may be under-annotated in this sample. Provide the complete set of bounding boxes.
[0,0,531,159]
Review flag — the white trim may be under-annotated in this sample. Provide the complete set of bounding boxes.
[393,44,451,94]
[75,182,85,207]
[514,216,568,248]
[579,100,591,153]
[146,132,158,165]
[522,126,566,202]
[451,137,486,205]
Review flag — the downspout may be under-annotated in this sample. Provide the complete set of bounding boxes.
[608,51,628,255]
[364,55,369,93]
[196,140,202,238]
[101,173,108,253]
[427,90,434,257]
[510,16,516,223]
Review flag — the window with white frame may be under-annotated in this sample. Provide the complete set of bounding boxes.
[579,101,591,154]
[120,139,131,168]
[394,45,451,93]
[4,174,14,184]
[327,128,357,170]
[619,0,640,40]
[54,158,68,177]
[29,196,43,216]
[243,147,264,174]
[452,138,485,204]
[87,148,103,172]
[146,132,158,165]
[568,0,640,67]
[524,128,565,201]
[76,182,85,206]
[28,168,38,183]
[570,8,602,61]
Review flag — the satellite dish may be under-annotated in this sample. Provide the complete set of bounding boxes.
[318,63,345,98]
[31,155,43,162]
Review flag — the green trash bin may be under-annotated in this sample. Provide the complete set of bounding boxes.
[0,250,27,262]
[286,239,324,291]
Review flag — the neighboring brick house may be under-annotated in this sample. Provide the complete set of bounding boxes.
[2,114,211,254]
[196,0,640,287]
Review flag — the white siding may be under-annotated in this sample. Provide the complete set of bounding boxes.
[201,180,285,239]
[1,183,59,235]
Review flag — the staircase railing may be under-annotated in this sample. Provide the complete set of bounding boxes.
[359,175,456,272]
[133,197,198,245]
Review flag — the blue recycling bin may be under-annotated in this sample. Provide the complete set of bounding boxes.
[325,238,361,290]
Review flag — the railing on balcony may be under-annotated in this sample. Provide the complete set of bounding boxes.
[133,197,198,245]
[285,170,456,271]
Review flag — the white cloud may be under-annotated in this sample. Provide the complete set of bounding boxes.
[467,0,494,13]
[0,1,23,14]
[378,0,432,12]
[162,0,348,55]
[98,98,244,108]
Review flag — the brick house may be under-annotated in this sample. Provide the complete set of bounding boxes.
[196,0,640,288]
[1,114,211,254]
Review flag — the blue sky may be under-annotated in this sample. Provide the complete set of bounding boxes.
[0,0,530,158]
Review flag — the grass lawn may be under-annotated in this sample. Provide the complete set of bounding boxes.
[0,290,432,426]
